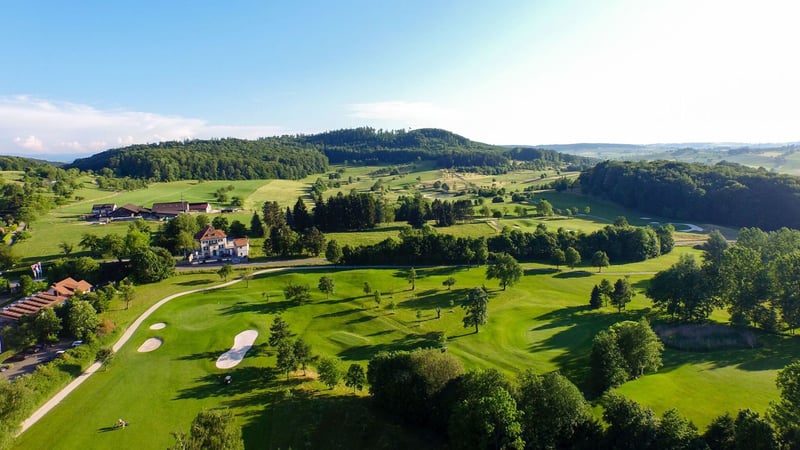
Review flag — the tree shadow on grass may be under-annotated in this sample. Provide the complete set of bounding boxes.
[527,306,649,390]
[174,366,278,400]
[315,307,362,320]
[525,268,559,276]
[402,288,468,311]
[176,278,214,286]
[238,390,445,450]
[219,299,293,316]
[553,270,592,278]
[337,332,442,362]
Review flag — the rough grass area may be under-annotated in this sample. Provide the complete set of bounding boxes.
[654,323,758,351]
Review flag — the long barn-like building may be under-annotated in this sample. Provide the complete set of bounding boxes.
[0,278,93,324]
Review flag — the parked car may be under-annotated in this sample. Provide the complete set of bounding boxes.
[71,340,83,348]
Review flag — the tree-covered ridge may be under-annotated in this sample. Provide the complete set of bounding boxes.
[68,138,329,181]
[0,156,61,171]
[65,128,594,181]
[579,160,800,230]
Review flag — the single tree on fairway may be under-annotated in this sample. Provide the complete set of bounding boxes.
[363,281,371,295]
[217,264,233,281]
[485,253,522,290]
[318,276,334,299]
[599,279,613,306]
[293,338,315,376]
[551,248,566,270]
[317,356,342,389]
[268,316,293,347]
[170,409,244,450]
[325,239,342,265]
[565,247,581,269]
[407,267,417,291]
[276,341,298,379]
[373,290,382,308]
[592,250,610,272]
[462,287,490,333]
[589,285,603,309]
[283,282,311,303]
[345,363,366,393]
[611,278,635,313]
[442,276,456,290]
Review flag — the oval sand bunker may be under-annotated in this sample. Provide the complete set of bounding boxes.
[216,330,259,369]
[138,337,163,352]
[149,322,166,330]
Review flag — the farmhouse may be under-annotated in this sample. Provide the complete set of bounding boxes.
[152,201,190,218]
[91,203,117,218]
[188,202,211,213]
[191,225,249,262]
[109,203,151,220]
[0,277,93,323]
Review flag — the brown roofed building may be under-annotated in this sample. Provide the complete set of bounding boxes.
[152,201,189,218]
[50,277,93,297]
[109,203,151,220]
[0,277,92,323]
[188,202,211,213]
[190,225,249,262]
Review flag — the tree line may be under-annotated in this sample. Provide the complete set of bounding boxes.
[579,160,800,230]
[647,227,800,333]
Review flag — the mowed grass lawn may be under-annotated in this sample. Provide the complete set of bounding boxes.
[15,257,795,449]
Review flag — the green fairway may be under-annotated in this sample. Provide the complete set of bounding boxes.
[13,255,793,449]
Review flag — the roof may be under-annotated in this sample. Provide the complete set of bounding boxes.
[188,202,210,210]
[51,277,93,296]
[233,237,249,247]
[110,204,151,216]
[195,224,228,241]
[152,201,189,214]
[92,203,116,209]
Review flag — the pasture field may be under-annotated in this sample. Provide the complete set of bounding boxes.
[14,252,794,449]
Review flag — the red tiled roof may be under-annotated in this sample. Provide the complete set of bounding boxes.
[233,238,249,247]
[195,224,227,241]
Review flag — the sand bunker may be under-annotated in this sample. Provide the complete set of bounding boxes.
[137,337,162,352]
[149,322,166,330]
[216,330,259,369]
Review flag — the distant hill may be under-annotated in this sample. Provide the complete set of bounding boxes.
[515,142,800,175]
[66,128,595,181]
[0,155,63,171]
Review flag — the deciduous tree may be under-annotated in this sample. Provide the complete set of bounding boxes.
[345,363,366,393]
[485,253,522,291]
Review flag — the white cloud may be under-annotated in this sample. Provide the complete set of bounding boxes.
[0,96,289,160]
[348,101,465,130]
[13,135,44,151]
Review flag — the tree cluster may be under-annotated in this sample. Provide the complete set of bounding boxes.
[647,227,800,332]
[341,226,488,266]
[487,222,673,265]
[589,319,664,394]
[580,160,800,230]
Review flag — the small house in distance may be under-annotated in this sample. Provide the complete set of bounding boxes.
[188,202,211,213]
[91,203,117,218]
[191,225,249,262]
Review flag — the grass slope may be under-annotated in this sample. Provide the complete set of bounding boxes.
[14,254,791,449]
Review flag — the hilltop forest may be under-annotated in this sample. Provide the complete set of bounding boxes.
[579,160,800,230]
[67,128,595,181]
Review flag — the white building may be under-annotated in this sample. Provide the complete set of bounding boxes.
[191,225,249,262]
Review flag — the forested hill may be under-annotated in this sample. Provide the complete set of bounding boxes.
[65,128,595,181]
[0,155,62,171]
[68,138,329,181]
[579,160,800,230]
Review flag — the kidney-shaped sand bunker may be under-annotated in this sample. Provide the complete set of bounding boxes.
[137,337,163,352]
[216,330,258,369]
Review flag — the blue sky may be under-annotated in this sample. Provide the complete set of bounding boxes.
[2,0,799,160]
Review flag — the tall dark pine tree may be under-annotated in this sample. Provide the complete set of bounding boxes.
[292,197,311,232]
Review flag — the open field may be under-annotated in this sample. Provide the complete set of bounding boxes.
[14,250,795,448]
